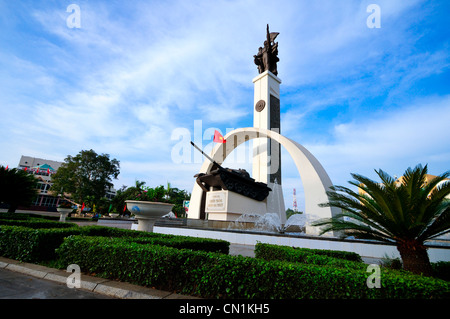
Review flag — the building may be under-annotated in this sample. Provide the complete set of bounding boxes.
[17,155,116,211]
[18,156,64,210]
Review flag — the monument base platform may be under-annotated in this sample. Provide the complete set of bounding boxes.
[205,190,267,222]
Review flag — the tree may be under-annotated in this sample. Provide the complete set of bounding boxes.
[312,164,450,276]
[110,185,130,215]
[111,181,190,217]
[165,182,190,218]
[286,208,303,220]
[112,180,164,214]
[50,149,120,207]
[0,166,38,212]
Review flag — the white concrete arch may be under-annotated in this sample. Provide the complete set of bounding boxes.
[188,127,340,234]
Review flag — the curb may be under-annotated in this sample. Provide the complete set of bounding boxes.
[0,256,199,299]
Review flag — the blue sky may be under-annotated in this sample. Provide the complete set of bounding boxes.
[0,0,449,210]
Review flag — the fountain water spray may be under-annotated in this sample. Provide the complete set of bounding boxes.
[228,212,309,234]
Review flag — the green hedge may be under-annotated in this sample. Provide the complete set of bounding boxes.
[431,261,450,281]
[0,212,61,221]
[0,218,78,229]
[74,226,229,254]
[0,225,83,262]
[255,243,450,281]
[55,235,450,299]
[1,213,448,298]
[255,243,363,265]
[0,222,229,262]
[0,213,30,220]
[127,236,229,254]
[78,225,149,238]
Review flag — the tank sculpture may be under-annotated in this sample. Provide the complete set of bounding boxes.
[191,142,271,201]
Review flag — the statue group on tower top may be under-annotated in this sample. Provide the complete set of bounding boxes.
[254,24,280,76]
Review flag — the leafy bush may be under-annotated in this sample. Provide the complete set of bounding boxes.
[0,167,38,212]
[0,213,30,220]
[432,261,450,281]
[76,225,229,254]
[0,220,229,262]
[255,243,363,265]
[79,225,151,238]
[0,225,83,262]
[0,218,78,229]
[135,185,166,202]
[128,236,229,254]
[77,226,229,254]
[380,253,403,270]
[0,213,81,261]
[255,243,450,282]
[1,213,447,298]
[55,235,450,299]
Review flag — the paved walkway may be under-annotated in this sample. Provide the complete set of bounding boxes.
[0,256,198,299]
[0,243,255,300]
[0,210,257,299]
[0,266,113,299]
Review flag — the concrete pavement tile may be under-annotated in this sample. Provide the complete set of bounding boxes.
[79,274,110,291]
[94,280,173,299]
[0,268,114,299]
[5,262,51,279]
[43,268,73,285]
[0,257,20,269]
[0,257,193,299]
[42,269,109,292]
[164,292,200,299]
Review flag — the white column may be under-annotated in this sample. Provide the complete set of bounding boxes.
[252,71,286,224]
[252,71,281,183]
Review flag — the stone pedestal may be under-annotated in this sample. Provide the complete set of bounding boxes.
[136,218,158,232]
[57,208,72,222]
[205,190,267,221]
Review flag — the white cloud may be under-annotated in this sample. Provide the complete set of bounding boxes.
[301,95,450,187]
[119,160,202,192]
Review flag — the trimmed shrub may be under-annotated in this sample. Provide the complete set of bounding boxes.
[55,235,450,299]
[128,237,229,254]
[0,218,78,229]
[432,261,450,281]
[79,226,229,254]
[78,225,149,238]
[0,225,83,262]
[0,222,229,262]
[0,213,30,220]
[255,243,363,267]
[255,243,450,281]
[0,212,61,221]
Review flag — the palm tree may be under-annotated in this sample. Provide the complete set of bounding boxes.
[312,164,450,276]
[0,166,38,212]
[134,180,146,192]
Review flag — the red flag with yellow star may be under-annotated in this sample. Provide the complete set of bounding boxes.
[213,130,226,143]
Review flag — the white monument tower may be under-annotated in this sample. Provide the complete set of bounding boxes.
[187,25,339,235]
[252,25,286,224]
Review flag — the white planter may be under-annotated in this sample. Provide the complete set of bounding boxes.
[109,213,119,218]
[57,208,73,222]
[125,200,174,232]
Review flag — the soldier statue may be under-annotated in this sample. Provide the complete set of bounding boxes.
[254,24,279,76]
